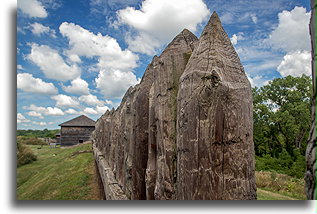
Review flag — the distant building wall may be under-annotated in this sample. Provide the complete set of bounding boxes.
[55,134,61,144]
[61,126,95,146]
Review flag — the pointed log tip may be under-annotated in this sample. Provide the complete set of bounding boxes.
[180,28,196,38]
[181,28,191,34]
[166,28,197,48]
[211,11,219,18]
[210,11,221,24]
[200,10,223,36]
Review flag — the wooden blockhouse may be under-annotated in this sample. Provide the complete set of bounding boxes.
[59,115,95,146]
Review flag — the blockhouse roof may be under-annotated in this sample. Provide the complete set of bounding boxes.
[59,115,95,127]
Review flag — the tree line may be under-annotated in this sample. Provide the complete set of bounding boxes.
[17,129,60,139]
[253,74,312,178]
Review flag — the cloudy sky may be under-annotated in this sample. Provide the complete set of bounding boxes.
[17,0,312,130]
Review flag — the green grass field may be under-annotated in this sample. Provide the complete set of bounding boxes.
[17,143,305,200]
[257,188,302,200]
[17,143,101,200]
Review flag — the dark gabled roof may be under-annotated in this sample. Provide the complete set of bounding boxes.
[59,115,95,127]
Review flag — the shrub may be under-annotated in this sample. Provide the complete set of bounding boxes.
[288,155,306,178]
[256,171,305,199]
[17,142,37,167]
[255,149,306,179]
[17,136,46,145]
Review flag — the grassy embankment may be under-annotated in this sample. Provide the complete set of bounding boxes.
[17,143,306,200]
[256,171,305,200]
[17,143,102,200]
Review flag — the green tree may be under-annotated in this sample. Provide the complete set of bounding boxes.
[253,75,312,157]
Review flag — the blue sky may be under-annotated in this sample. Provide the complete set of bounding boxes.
[17,0,312,130]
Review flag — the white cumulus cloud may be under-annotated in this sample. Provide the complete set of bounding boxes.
[116,0,210,55]
[83,107,98,115]
[17,73,58,95]
[68,54,81,63]
[95,69,140,99]
[65,108,79,115]
[83,105,110,115]
[59,22,138,71]
[17,113,30,124]
[17,113,26,121]
[27,43,81,81]
[62,78,90,95]
[230,32,245,46]
[17,65,24,70]
[250,14,258,24]
[277,51,311,77]
[268,6,311,52]
[59,22,140,99]
[24,104,46,112]
[124,32,161,56]
[266,6,312,78]
[27,111,44,119]
[78,94,104,106]
[46,107,65,116]
[51,94,79,107]
[32,121,47,126]
[96,105,110,113]
[29,22,56,38]
[23,104,65,116]
[230,34,238,45]
[18,0,48,18]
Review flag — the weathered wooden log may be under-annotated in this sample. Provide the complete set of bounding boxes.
[146,29,198,200]
[305,0,316,200]
[176,12,256,200]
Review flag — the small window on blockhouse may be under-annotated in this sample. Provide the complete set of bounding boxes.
[79,140,83,143]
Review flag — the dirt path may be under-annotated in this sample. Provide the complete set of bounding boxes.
[257,188,297,200]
